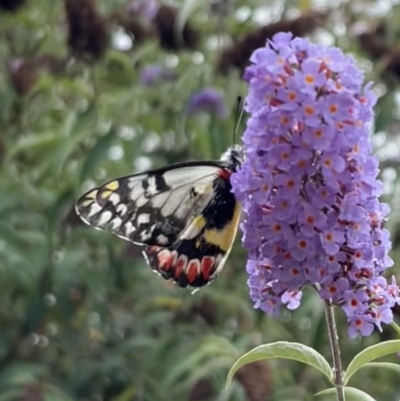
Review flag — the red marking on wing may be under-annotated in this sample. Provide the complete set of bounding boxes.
[157,249,175,271]
[148,245,162,254]
[186,260,200,284]
[201,256,215,280]
[218,169,232,180]
[174,255,187,278]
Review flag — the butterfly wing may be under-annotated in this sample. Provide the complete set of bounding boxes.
[143,192,241,287]
[76,161,240,288]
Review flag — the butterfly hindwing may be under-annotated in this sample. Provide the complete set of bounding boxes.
[143,191,241,287]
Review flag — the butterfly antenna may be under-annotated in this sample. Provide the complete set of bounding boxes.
[233,96,245,144]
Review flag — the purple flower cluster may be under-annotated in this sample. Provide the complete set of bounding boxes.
[187,87,228,118]
[231,32,400,337]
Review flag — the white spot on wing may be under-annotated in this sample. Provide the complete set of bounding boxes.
[116,203,128,216]
[98,211,112,226]
[124,222,136,236]
[137,213,150,225]
[156,234,169,245]
[88,203,102,217]
[109,193,120,205]
[146,176,158,195]
[110,217,122,229]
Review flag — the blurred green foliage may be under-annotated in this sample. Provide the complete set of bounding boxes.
[0,0,400,400]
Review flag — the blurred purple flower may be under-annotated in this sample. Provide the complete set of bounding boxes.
[7,57,24,72]
[231,32,400,337]
[127,0,159,20]
[187,87,228,118]
[139,64,176,86]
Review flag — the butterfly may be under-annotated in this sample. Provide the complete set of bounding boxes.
[75,145,243,288]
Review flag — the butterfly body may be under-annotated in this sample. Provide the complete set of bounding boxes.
[75,146,242,288]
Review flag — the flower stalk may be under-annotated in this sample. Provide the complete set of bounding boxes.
[325,302,345,401]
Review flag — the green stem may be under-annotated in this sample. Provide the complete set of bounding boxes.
[324,302,345,401]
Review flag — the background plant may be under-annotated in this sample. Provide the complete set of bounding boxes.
[0,0,400,401]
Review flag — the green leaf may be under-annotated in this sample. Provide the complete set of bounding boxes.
[315,387,377,401]
[7,132,62,159]
[360,362,400,374]
[0,220,26,254]
[79,125,117,182]
[165,335,237,388]
[47,187,75,233]
[345,340,400,384]
[0,362,48,387]
[50,129,89,179]
[225,341,332,389]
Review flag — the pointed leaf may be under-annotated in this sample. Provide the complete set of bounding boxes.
[225,341,332,389]
[345,340,400,384]
[51,129,89,178]
[8,132,62,159]
[315,387,377,401]
[360,361,400,374]
[165,335,237,388]
[47,188,75,233]
[80,126,117,182]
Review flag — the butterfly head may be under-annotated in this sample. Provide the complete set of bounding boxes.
[220,145,243,172]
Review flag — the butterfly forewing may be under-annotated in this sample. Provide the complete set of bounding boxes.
[76,163,224,246]
[75,149,242,288]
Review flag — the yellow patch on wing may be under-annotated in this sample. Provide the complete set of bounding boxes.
[80,190,98,207]
[181,215,207,242]
[192,215,207,230]
[104,181,119,191]
[203,202,241,251]
[100,190,112,199]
